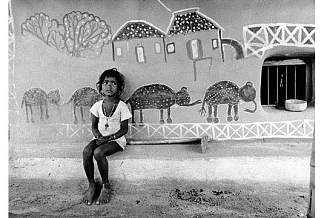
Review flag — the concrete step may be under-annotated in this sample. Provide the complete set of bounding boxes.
[9,140,312,185]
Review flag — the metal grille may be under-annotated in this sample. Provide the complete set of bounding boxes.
[261,62,307,106]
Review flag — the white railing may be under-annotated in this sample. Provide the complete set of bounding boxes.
[243,23,315,58]
[10,120,314,142]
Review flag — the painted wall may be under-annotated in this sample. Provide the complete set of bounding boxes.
[9,0,315,142]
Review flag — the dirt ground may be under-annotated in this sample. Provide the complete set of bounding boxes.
[9,178,309,218]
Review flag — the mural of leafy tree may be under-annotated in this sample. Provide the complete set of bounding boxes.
[21,11,112,57]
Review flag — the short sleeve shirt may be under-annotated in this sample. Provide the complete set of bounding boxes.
[90,100,132,149]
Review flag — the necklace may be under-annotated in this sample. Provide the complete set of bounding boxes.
[103,103,117,130]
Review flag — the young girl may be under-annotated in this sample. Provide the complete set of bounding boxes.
[82,68,132,205]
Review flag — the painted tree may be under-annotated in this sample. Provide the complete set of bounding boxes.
[21,11,112,57]
[63,11,111,57]
[21,12,55,43]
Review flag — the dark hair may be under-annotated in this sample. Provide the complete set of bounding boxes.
[96,68,125,98]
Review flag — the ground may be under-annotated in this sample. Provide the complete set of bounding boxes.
[9,178,309,217]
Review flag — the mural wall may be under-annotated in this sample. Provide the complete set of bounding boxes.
[9,0,315,142]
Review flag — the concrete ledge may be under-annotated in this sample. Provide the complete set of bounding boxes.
[9,140,312,185]
[10,156,310,185]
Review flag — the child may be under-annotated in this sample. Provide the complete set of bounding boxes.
[82,68,132,205]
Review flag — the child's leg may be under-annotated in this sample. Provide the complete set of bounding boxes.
[93,141,123,204]
[82,139,99,205]
[93,141,123,185]
[83,140,99,184]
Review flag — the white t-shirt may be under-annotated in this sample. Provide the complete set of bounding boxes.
[89,100,132,150]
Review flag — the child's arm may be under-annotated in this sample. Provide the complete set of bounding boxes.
[91,114,103,139]
[110,119,129,139]
[96,119,129,144]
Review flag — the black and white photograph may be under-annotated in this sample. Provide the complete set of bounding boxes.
[7,0,318,217]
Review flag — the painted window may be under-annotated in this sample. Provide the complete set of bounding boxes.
[261,58,314,107]
[191,40,199,59]
[135,46,146,63]
[166,42,175,54]
[186,39,203,60]
[116,47,122,57]
[212,38,218,49]
[154,42,161,54]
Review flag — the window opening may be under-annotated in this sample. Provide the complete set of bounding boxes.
[261,58,310,107]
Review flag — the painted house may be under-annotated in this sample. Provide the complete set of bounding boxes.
[9,0,314,143]
[111,20,167,64]
[164,7,225,81]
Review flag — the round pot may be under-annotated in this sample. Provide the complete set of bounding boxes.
[285,99,307,112]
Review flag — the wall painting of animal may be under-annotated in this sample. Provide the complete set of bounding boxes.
[66,87,101,124]
[21,88,61,123]
[127,84,201,124]
[200,81,257,123]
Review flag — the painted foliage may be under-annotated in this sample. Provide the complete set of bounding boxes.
[200,81,257,123]
[21,88,61,123]
[127,84,201,124]
[66,87,101,124]
[21,11,112,57]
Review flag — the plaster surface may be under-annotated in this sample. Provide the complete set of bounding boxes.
[9,139,312,185]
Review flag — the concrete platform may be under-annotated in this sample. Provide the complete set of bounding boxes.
[9,139,312,185]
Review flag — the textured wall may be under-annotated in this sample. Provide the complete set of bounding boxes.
[9,0,315,142]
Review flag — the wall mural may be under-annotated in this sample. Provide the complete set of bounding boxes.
[21,11,112,57]
[66,87,101,124]
[21,88,61,123]
[243,23,315,58]
[221,38,244,60]
[166,8,223,81]
[200,81,257,123]
[12,120,314,143]
[21,8,245,67]
[111,20,166,62]
[126,84,201,124]
[13,3,315,142]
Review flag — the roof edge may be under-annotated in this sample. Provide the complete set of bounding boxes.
[112,20,166,41]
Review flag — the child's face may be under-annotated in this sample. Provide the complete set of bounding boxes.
[101,76,118,97]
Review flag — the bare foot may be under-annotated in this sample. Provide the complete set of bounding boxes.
[82,183,96,206]
[95,184,111,205]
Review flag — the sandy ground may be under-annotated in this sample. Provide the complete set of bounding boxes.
[9,178,309,218]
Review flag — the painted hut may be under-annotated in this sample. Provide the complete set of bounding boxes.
[112,20,167,64]
[164,7,225,80]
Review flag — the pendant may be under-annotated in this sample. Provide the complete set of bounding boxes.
[103,103,116,131]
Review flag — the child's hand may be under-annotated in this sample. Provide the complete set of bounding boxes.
[96,136,108,145]
[96,135,114,145]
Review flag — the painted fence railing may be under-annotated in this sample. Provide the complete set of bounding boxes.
[243,23,315,58]
[10,120,314,143]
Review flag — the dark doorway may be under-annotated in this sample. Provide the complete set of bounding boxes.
[261,58,313,108]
